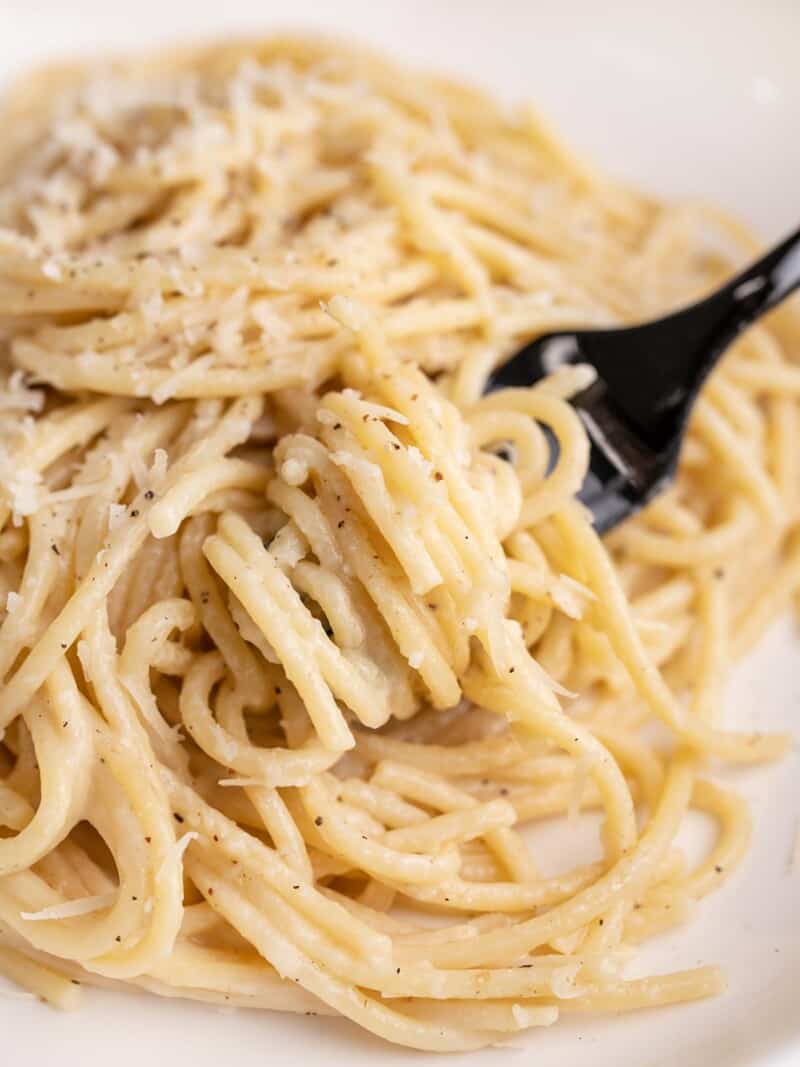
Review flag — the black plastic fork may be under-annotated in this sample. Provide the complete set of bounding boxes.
[488,225,800,532]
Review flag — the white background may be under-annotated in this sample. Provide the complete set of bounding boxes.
[0,2,798,1066]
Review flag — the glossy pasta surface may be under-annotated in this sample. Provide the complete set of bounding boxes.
[0,36,796,1050]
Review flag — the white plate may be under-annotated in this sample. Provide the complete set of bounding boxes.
[2,2,799,1064]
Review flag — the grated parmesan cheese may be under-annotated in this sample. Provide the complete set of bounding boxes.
[108,503,128,530]
[322,294,369,331]
[152,355,215,405]
[251,300,291,343]
[150,448,169,484]
[20,892,116,921]
[40,259,62,281]
[511,1003,558,1028]
[0,370,45,413]
[140,289,164,323]
[156,831,199,887]
[406,446,434,476]
[5,591,22,613]
[549,963,584,1000]
[549,573,593,621]
[1,462,42,524]
[173,831,198,861]
[558,573,596,603]
[510,1003,527,1028]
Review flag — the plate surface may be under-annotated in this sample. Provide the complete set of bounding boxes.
[1,2,798,1064]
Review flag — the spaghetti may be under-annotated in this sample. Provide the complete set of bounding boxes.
[0,35,796,1051]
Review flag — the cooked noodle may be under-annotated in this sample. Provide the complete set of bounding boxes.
[0,35,796,1050]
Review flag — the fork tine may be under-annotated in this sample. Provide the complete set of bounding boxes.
[572,379,662,494]
[486,224,800,531]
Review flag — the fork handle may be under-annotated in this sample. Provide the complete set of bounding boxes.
[588,223,800,452]
[721,222,800,322]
